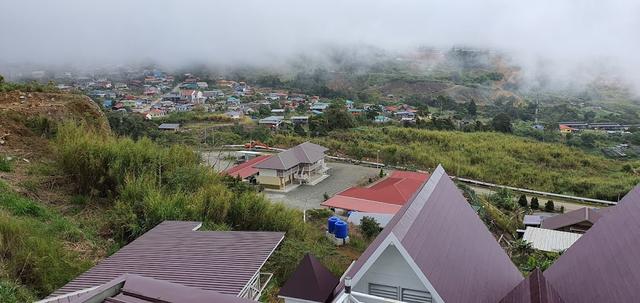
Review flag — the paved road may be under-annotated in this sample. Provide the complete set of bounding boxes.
[264,162,380,210]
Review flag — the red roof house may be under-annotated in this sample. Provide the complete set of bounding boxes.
[224,155,272,180]
[321,171,429,214]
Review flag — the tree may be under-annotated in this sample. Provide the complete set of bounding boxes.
[308,114,327,137]
[257,105,271,118]
[294,123,306,137]
[325,101,355,131]
[584,111,597,122]
[365,106,380,121]
[296,103,308,113]
[467,100,477,116]
[530,197,539,210]
[518,194,528,208]
[0,74,4,84]
[545,200,555,212]
[360,216,381,239]
[492,113,513,133]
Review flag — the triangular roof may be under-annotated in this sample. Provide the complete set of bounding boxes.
[279,254,339,303]
[254,142,328,170]
[499,269,565,303]
[544,185,640,302]
[336,165,522,302]
[540,207,602,230]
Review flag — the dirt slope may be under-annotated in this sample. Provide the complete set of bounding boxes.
[0,90,109,157]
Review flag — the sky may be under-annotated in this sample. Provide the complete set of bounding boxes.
[1,0,640,90]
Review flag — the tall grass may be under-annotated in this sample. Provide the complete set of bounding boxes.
[53,122,306,245]
[0,181,93,298]
[269,127,640,200]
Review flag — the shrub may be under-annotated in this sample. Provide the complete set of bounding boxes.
[360,216,381,239]
[0,156,13,172]
[490,188,516,211]
[545,200,555,212]
[530,197,540,210]
[517,194,528,207]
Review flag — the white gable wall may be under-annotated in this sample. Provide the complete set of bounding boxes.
[353,244,427,295]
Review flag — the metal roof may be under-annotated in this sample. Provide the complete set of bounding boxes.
[522,227,582,253]
[158,123,180,129]
[337,165,522,302]
[224,155,272,179]
[544,185,640,302]
[278,254,339,303]
[321,171,429,213]
[499,269,565,303]
[49,221,284,298]
[60,274,253,303]
[539,207,602,230]
[254,142,328,170]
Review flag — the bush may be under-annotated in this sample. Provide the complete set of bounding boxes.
[517,194,528,208]
[360,216,381,239]
[545,200,555,212]
[490,188,516,211]
[530,197,539,210]
[0,156,13,172]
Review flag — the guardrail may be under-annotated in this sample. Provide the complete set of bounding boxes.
[452,176,617,206]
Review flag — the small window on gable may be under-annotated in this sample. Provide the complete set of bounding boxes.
[401,288,433,303]
[368,283,399,300]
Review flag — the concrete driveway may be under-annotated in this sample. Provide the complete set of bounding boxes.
[265,162,381,210]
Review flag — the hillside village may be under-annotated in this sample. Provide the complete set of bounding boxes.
[2,40,640,303]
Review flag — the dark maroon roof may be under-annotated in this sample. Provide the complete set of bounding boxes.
[67,274,253,303]
[539,207,602,230]
[50,221,284,298]
[337,165,522,302]
[544,185,640,302]
[278,253,339,303]
[499,269,565,303]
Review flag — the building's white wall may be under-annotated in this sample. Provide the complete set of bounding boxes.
[258,168,277,177]
[353,244,427,295]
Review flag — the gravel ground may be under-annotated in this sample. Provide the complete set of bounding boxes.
[265,162,381,210]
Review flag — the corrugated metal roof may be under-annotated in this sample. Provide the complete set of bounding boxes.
[65,274,253,303]
[224,155,272,179]
[321,171,429,213]
[49,221,284,298]
[522,227,582,252]
[499,269,565,303]
[544,185,640,302]
[539,207,602,230]
[254,142,327,170]
[278,254,339,303]
[337,165,522,303]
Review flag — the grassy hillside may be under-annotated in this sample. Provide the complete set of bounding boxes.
[269,127,639,200]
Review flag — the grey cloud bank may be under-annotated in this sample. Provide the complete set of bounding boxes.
[1,0,639,90]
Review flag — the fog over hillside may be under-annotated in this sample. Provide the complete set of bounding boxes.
[1,0,639,92]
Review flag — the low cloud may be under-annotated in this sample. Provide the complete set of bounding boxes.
[1,0,639,92]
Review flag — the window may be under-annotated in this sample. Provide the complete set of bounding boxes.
[401,288,433,303]
[368,283,399,300]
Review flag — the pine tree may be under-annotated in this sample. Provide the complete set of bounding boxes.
[530,197,539,210]
[545,200,555,212]
[517,194,528,207]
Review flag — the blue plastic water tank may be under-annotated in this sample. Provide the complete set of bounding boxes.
[334,220,349,239]
[328,216,339,233]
